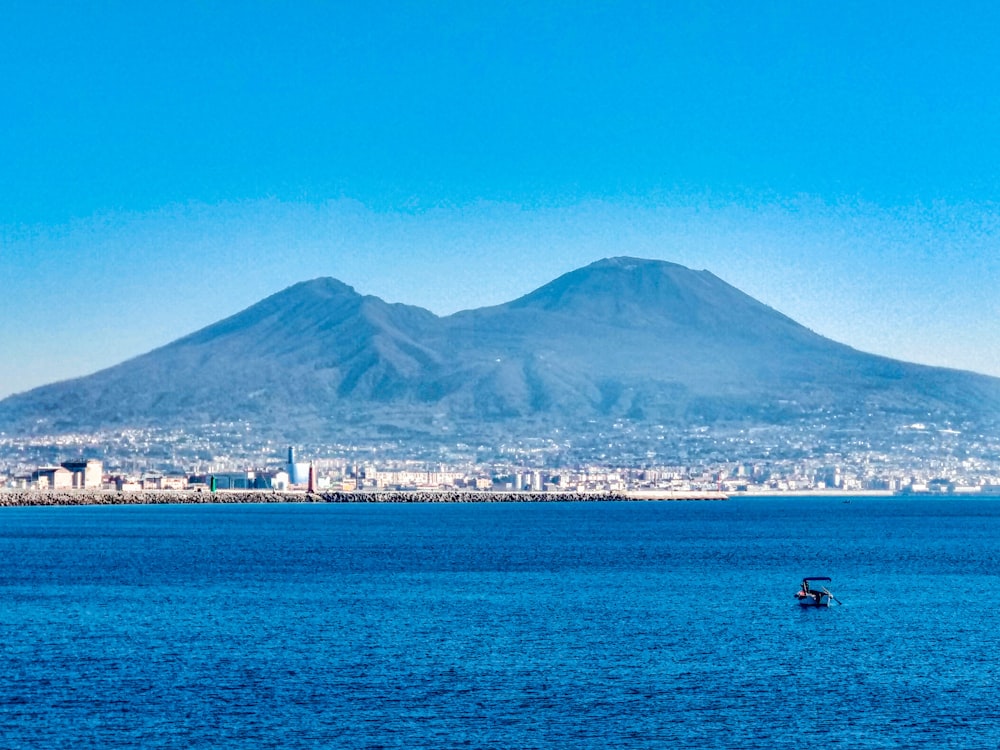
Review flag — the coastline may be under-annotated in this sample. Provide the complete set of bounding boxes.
[0,489,729,506]
[5,488,996,506]
[731,489,895,498]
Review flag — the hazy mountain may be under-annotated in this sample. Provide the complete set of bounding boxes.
[3,257,999,444]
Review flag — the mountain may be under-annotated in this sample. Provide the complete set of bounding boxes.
[2,257,1000,448]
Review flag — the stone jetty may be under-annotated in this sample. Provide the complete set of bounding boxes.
[0,489,727,506]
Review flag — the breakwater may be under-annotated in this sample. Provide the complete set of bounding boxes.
[0,489,727,506]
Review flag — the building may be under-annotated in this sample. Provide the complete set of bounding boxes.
[61,459,103,489]
[271,470,290,490]
[210,472,251,490]
[287,447,310,485]
[33,466,73,490]
[372,469,463,489]
[142,474,187,490]
[114,476,142,491]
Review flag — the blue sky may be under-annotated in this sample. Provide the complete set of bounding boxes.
[2,2,1000,397]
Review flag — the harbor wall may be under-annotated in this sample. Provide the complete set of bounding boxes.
[0,489,727,506]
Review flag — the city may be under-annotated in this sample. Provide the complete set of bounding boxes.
[4,414,999,496]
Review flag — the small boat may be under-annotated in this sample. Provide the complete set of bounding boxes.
[795,576,837,607]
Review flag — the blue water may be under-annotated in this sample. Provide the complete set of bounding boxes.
[2,498,1000,748]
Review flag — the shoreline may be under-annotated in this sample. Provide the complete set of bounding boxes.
[731,489,895,497]
[3,489,996,506]
[0,489,729,506]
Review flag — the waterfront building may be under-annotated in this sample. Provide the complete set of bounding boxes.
[210,472,252,490]
[33,466,73,490]
[531,470,542,492]
[286,446,310,485]
[141,475,187,490]
[372,469,463,490]
[61,459,103,489]
[112,476,142,491]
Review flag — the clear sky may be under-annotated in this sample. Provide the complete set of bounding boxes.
[2,2,1000,398]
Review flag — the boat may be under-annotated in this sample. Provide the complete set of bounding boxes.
[795,576,837,607]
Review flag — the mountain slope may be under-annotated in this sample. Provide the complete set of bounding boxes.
[435,257,1000,419]
[0,278,444,432]
[2,257,999,440]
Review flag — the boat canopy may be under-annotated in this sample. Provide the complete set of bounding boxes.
[803,576,832,582]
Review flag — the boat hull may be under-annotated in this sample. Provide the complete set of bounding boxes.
[795,592,832,607]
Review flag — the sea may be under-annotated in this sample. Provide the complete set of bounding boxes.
[2,497,1000,749]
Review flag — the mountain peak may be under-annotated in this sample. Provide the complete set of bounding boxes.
[174,276,365,347]
[279,276,360,300]
[586,256,693,272]
[508,257,718,316]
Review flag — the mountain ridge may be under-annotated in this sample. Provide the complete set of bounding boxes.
[2,257,999,445]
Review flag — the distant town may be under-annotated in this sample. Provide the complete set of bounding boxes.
[3,417,999,496]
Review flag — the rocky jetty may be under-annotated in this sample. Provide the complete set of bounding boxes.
[0,489,726,506]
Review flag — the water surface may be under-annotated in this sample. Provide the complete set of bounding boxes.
[2,497,999,748]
